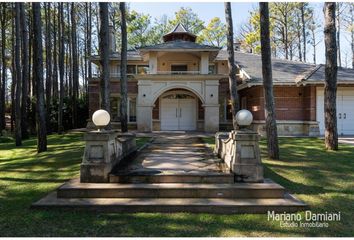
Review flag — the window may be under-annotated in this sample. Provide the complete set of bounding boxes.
[110,96,137,123]
[129,98,137,122]
[209,65,216,74]
[110,97,120,121]
[137,65,149,75]
[110,65,120,77]
[171,65,188,73]
[162,93,194,99]
[127,65,136,74]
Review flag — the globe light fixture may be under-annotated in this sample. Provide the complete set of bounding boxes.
[92,109,110,131]
[236,109,253,127]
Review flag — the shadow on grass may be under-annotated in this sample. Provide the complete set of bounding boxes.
[0,135,353,237]
[264,165,326,195]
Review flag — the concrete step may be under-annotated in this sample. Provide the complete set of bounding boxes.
[57,179,285,199]
[32,192,307,214]
[109,172,234,183]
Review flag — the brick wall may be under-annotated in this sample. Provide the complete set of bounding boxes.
[88,80,138,117]
[89,78,317,123]
[238,85,316,121]
[152,99,159,119]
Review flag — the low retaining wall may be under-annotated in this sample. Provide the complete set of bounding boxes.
[80,131,136,183]
[220,121,320,136]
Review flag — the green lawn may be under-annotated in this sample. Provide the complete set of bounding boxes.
[0,133,353,237]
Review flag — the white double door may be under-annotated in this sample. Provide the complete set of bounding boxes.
[317,88,354,135]
[161,98,196,131]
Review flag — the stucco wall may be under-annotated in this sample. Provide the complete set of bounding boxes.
[157,52,200,72]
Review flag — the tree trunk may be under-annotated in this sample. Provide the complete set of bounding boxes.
[336,4,341,68]
[85,2,92,102]
[45,3,52,134]
[224,2,239,129]
[67,3,72,98]
[88,3,92,80]
[284,19,289,60]
[324,2,338,151]
[0,4,6,133]
[52,3,58,100]
[28,7,36,134]
[260,2,280,160]
[312,28,317,64]
[71,3,78,128]
[11,7,16,133]
[301,3,307,62]
[351,4,354,69]
[99,3,110,114]
[32,2,47,152]
[20,3,29,139]
[15,3,22,146]
[58,3,64,134]
[120,2,128,132]
[297,19,302,61]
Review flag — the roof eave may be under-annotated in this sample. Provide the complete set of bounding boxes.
[138,48,220,52]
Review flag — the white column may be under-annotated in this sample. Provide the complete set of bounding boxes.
[200,52,209,74]
[149,51,158,74]
[204,80,219,132]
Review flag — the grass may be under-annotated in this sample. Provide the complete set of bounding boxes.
[0,133,353,237]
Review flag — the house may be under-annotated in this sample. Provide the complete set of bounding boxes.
[88,23,354,136]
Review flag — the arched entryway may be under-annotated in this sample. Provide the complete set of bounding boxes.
[136,79,219,132]
[159,90,198,131]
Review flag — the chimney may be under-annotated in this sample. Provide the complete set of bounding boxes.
[234,41,241,51]
[109,25,116,53]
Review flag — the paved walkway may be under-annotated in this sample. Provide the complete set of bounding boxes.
[115,133,224,175]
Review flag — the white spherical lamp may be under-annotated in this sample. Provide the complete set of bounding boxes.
[92,109,110,131]
[236,109,253,127]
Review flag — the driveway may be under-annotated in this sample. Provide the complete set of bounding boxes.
[339,137,354,146]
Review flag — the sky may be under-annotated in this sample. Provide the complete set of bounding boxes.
[129,2,352,67]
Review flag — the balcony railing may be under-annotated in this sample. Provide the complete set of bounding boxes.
[155,71,201,75]
[92,72,123,78]
[92,70,218,78]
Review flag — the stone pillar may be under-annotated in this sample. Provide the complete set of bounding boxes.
[204,105,219,132]
[80,131,120,183]
[204,80,219,132]
[137,80,153,132]
[200,52,209,74]
[149,51,157,74]
[137,105,153,132]
[224,130,263,182]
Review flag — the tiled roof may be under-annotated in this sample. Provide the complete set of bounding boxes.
[304,64,354,84]
[216,50,316,84]
[167,23,190,35]
[138,40,220,51]
[217,50,354,85]
[91,50,143,61]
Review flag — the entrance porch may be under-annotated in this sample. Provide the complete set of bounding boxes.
[33,132,307,213]
[135,75,221,132]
